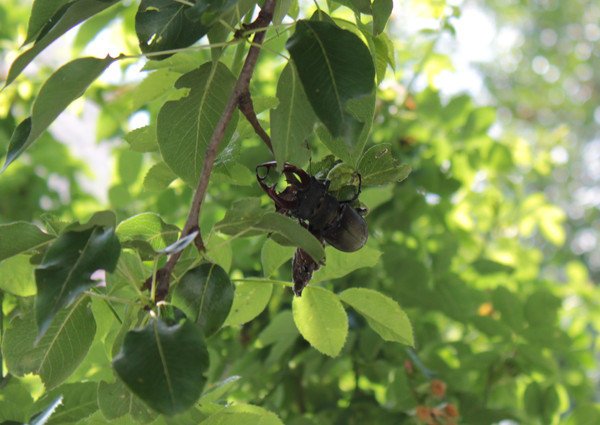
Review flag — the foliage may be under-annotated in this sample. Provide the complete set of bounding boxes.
[0,0,599,424]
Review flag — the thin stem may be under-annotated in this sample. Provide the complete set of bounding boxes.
[85,290,139,309]
[172,0,194,6]
[238,91,274,153]
[231,277,293,288]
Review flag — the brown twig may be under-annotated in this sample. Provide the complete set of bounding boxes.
[238,90,274,154]
[151,1,278,301]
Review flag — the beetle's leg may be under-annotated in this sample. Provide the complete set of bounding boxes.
[340,173,362,204]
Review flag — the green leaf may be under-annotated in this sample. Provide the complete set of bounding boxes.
[4,0,119,88]
[3,298,96,390]
[340,288,414,346]
[35,225,120,339]
[312,245,381,284]
[261,237,295,278]
[2,56,116,172]
[524,381,543,417]
[98,380,157,422]
[525,289,561,326]
[32,382,98,425]
[200,376,241,404]
[144,161,178,191]
[224,281,273,326]
[292,286,348,357]
[117,212,180,256]
[131,69,181,111]
[372,0,393,35]
[270,63,315,169]
[124,125,159,153]
[564,404,600,425]
[0,378,34,423]
[30,395,63,425]
[0,221,54,261]
[259,310,299,369]
[0,255,37,296]
[172,263,234,337]
[118,149,143,185]
[157,62,238,186]
[136,0,213,59]
[112,319,210,416]
[374,33,395,83]
[358,144,411,186]
[200,404,284,425]
[286,19,375,148]
[64,210,117,232]
[492,286,524,333]
[24,0,71,44]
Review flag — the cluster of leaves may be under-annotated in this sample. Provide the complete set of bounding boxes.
[1,1,599,425]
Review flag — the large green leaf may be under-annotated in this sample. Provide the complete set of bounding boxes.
[2,298,96,390]
[4,0,119,88]
[292,286,348,357]
[0,221,54,261]
[112,319,210,416]
[286,19,375,148]
[358,143,411,186]
[157,62,238,186]
[340,288,414,346]
[224,281,273,326]
[172,263,234,337]
[35,225,120,339]
[2,56,116,172]
[270,63,315,169]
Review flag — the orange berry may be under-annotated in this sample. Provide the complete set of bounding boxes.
[431,379,447,398]
[445,403,459,418]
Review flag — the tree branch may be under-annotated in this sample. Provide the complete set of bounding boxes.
[239,90,274,154]
[151,0,278,301]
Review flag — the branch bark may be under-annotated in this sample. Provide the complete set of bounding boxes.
[152,0,278,301]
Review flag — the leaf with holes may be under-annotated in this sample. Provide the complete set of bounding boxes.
[358,143,411,186]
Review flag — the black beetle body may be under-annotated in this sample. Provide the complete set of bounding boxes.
[256,162,368,253]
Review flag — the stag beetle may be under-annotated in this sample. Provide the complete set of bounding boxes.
[256,161,368,295]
